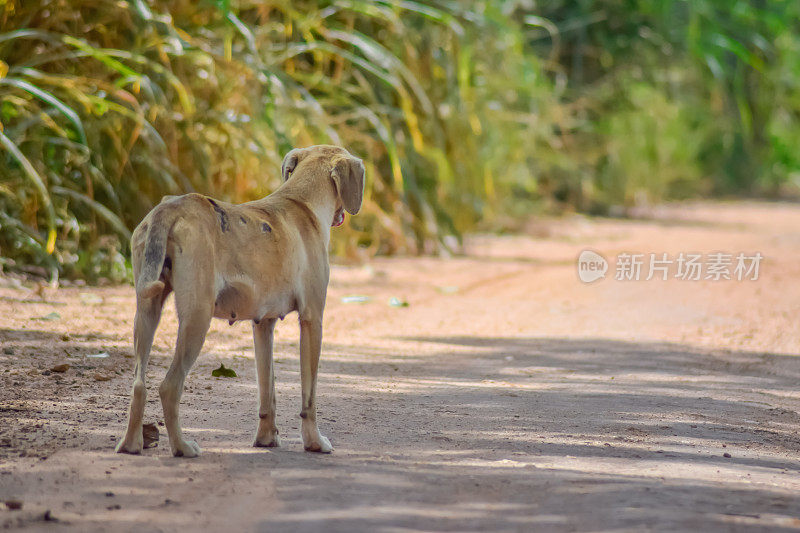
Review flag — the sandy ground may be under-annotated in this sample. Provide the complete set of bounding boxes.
[1,201,800,532]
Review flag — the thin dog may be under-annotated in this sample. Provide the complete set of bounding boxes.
[115,145,364,457]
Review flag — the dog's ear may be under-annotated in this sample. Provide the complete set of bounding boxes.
[281,149,301,182]
[332,156,365,215]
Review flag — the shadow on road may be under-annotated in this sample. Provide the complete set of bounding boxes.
[3,331,800,531]
[247,336,800,532]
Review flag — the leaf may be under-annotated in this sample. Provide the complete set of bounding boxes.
[51,186,132,241]
[0,76,88,145]
[324,28,433,113]
[0,130,58,255]
[211,363,237,378]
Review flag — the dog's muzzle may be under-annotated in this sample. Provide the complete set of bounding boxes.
[332,208,344,227]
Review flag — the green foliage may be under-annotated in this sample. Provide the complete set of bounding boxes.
[527,0,800,208]
[0,0,798,281]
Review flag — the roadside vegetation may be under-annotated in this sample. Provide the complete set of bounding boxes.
[1,0,798,282]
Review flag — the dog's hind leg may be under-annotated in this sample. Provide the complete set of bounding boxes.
[158,224,213,458]
[116,291,166,454]
[253,318,280,447]
[299,317,332,453]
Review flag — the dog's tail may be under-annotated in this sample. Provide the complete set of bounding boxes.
[136,207,172,300]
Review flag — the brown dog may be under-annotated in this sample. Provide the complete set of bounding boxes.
[115,145,365,457]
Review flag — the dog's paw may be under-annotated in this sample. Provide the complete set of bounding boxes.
[303,434,332,454]
[253,433,281,448]
[115,437,143,455]
[172,439,201,458]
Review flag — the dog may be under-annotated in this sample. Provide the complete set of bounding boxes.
[115,145,365,457]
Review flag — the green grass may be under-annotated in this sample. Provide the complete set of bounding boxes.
[1,1,799,282]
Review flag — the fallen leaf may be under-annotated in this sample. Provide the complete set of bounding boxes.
[212,363,237,378]
[93,373,112,381]
[50,364,69,373]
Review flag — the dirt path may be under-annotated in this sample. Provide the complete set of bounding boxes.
[2,201,800,532]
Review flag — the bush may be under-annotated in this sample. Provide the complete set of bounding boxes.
[1,1,798,282]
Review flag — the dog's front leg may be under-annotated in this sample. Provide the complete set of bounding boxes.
[298,317,332,453]
[253,318,280,447]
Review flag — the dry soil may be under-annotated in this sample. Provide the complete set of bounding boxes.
[1,201,800,532]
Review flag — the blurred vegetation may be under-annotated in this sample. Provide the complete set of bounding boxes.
[1,0,799,282]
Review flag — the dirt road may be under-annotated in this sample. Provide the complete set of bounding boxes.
[2,201,800,532]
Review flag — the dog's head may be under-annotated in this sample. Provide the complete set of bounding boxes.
[281,145,365,227]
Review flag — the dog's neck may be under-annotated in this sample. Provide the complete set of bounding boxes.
[268,174,337,235]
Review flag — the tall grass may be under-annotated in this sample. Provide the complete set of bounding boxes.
[1,1,799,282]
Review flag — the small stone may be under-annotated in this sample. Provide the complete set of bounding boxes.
[388,296,409,308]
[50,364,69,373]
[143,423,159,448]
[341,295,370,304]
[723,452,732,458]
[105,492,115,497]
[93,373,113,381]
[5,500,22,510]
